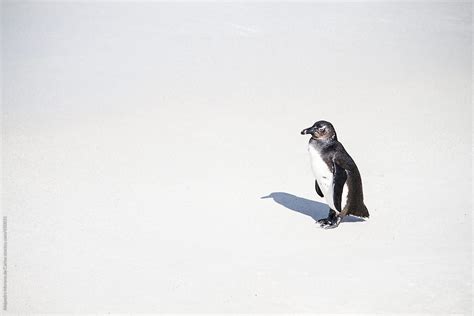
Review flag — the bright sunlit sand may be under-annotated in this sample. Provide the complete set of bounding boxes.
[2,2,472,313]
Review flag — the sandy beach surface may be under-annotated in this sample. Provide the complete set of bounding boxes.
[2,2,472,313]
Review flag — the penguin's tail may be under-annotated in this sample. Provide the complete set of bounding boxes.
[349,204,370,218]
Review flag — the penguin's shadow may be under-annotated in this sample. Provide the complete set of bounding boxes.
[261,192,365,223]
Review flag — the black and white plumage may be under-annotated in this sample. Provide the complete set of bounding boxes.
[301,120,369,229]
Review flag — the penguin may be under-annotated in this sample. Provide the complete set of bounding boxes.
[301,120,369,228]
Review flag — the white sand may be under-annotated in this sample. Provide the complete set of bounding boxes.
[2,2,472,313]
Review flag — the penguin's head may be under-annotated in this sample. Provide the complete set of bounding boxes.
[301,120,337,141]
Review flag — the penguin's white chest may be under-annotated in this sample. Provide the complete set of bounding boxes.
[308,145,337,210]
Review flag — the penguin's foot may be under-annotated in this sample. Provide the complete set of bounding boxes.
[319,216,342,229]
[316,210,336,227]
[316,218,331,226]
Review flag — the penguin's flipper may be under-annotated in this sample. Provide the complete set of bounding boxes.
[332,161,348,212]
[315,180,324,197]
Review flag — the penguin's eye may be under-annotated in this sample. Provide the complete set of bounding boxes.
[318,127,325,132]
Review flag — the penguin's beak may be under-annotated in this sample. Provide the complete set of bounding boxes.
[301,127,315,135]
